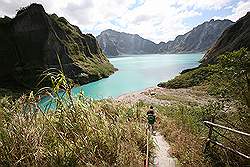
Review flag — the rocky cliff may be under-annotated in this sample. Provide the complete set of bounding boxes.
[202,12,250,64]
[97,29,158,57]
[0,3,115,88]
[158,19,234,53]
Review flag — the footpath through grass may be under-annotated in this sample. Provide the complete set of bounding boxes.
[156,103,210,167]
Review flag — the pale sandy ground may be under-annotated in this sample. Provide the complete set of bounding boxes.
[115,86,212,106]
[116,87,170,105]
[152,132,177,167]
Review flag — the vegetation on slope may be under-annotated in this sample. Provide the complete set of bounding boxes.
[158,66,216,89]
[0,3,116,88]
[159,48,249,103]
[0,48,249,167]
[157,48,250,167]
[156,103,210,167]
[0,70,153,167]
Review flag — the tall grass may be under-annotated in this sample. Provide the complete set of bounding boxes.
[156,103,210,167]
[0,69,153,167]
[155,100,250,167]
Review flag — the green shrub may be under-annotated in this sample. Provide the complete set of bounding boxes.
[158,65,217,88]
[159,48,250,108]
[208,48,250,107]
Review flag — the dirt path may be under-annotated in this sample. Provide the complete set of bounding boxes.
[151,132,176,167]
[116,86,211,166]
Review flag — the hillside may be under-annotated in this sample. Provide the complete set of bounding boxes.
[202,12,250,64]
[0,3,115,88]
[97,29,158,57]
[158,19,234,53]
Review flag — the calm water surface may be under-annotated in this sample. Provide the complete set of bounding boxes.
[72,53,203,99]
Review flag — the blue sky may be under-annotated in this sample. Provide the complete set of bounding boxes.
[0,0,249,43]
[183,0,242,28]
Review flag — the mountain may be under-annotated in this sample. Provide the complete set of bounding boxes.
[97,20,234,57]
[0,3,115,88]
[202,12,250,64]
[97,29,158,57]
[158,19,234,53]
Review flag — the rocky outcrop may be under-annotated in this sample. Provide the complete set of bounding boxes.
[97,29,158,57]
[202,12,250,64]
[0,3,115,88]
[158,19,234,54]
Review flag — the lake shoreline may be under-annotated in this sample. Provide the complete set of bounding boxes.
[115,85,212,106]
[115,86,167,105]
[77,53,203,99]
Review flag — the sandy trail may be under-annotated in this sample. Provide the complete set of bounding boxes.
[115,86,211,166]
[151,132,176,167]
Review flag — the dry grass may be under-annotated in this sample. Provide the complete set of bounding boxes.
[0,93,154,167]
[154,100,250,167]
[154,104,212,167]
[158,116,209,167]
[0,68,155,167]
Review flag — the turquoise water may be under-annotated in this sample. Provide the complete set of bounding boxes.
[72,53,203,99]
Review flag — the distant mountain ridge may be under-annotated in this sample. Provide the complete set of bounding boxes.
[202,12,250,64]
[97,29,158,57]
[158,19,234,53]
[97,19,234,57]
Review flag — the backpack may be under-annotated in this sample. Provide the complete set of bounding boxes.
[147,114,156,124]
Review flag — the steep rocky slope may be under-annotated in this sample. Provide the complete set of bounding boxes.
[0,3,115,88]
[202,12,250,64]
[97,29,158,57]
[158,19,234,53]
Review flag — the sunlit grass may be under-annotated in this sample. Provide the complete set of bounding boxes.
[0,67,154,167]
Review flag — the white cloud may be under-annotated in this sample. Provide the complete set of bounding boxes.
[0,0,239,43]
[226,0,250,21]
[176,0,231,10]
[62,0,230,42]
[110,0,202,43]
[0,0,74,17]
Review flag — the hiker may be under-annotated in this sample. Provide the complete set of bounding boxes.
[147,106,156,133]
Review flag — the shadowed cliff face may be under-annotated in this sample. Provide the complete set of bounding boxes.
[202,12,250,64]
[0,3,115,88]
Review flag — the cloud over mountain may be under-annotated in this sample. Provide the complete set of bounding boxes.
[0,0,249,42]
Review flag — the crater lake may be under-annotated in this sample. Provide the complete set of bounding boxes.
[72,53,203,99]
